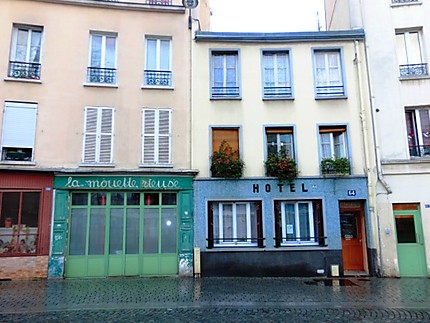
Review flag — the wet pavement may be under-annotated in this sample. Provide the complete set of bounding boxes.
[1,276,430,322]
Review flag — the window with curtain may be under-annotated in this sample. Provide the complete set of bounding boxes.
[82,107,114,164]
[262,50,292,98]
[319,126,347,159]
[396,29,427,77]
[405,107,430,157]
[87,32,117,84]
[313,49,345,98]
[142,108,172,165]
[8,25,42,80]
[265,127,294,158]
[1,102,37,162]
[211,51,240,98]
[144,37,172,86]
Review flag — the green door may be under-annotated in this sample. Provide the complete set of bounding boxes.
[65,192,178,278]
[394,205,427,277]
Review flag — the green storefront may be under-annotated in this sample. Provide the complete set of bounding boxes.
[48,175,194,278]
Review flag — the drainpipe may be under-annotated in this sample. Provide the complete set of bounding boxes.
[354,39,383,275]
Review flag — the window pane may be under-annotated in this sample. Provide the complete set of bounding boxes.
[213,204,220,241]
[396,34,407,65]
[419,110,430,146]
[285,203,295,240]
[91,193,107,206]
[144,193,159,206]
[1,192,20,227]
[320,133,332,158]
[89,209,105,255]
[161,208,176,253]
[127,193,140,206]
[126,209,139,254]
[111,193,124,206]
[160,40,170,70]
[91,35,102,67]
[105,36,116,68]
[408,32,422,64]
[72,193,88,206]
[21,192,39,227]
[109,209,123,255]
[15,29,29,61]
[162,193,176,205]
[69,209,87,255]
[395,216,416,243]
[30,30,42,62]
[147,39,157,69]
[143,209,159,253]
[298,203,310,241]
[333,132,345,157]
[222,204,233,241]
[236,204,247,241]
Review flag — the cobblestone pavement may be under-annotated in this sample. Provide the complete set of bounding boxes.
[1,277,430,322]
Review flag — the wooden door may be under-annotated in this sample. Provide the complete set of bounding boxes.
[340,211,364,271]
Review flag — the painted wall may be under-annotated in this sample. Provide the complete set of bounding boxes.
[0,0,192,170]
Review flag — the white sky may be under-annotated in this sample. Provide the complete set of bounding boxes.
[210,0,326,33]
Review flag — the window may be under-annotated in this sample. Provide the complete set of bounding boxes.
[144,37,172,86]
[0,191,40,255]
[211,51,240,98]
[405,108,430,157]
[87,33,117,84]
[396,30,427,77]
[274,200,324,246]
[207,201,263,248]
[8,25,42,80]
[262,50,292,98]
[142,108,172,165]
[82,107,114,164]
[1,102,37,162]
[313,49,345,98]
[319,126,347,159]
[265,127,294,158]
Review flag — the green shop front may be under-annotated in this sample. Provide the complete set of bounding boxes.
[48,175,194,278]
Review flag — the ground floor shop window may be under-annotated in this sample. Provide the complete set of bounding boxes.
[69,191,177,257]
[274,200,325,247]
[207,201,263,248]
[0,191,40,255]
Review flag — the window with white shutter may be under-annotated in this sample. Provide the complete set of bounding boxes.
[1,102,37,162]
[142,108,171,166]
[82,107,114,164]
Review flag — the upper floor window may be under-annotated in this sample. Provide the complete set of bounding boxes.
[274,200,325,247]
[8,25,42,80]
[313,49,345,98]
[1,102,37,162]
[87,33,117,84]
[266,127,294,158]
[207,201,263,248]
[210,51,240,99]
[142,108,172,166]
[392,0,419,4]
[82,107,114,164]
[144,37,172,87]
[396,29,427,77]
[405,107,430,157]
[319,126,348,159]
[262,50,292,99]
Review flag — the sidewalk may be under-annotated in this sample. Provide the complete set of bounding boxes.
[1,277,430,322]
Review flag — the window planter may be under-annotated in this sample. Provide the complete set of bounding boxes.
[210,141,244,179]
[265,149,298,183]
[321,157,350,175]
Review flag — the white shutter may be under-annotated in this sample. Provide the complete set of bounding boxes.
[99,108,113,163]
[83,107,113,163]
[142,109,156,164]
[158,109,171,164]
[2,102,37,148]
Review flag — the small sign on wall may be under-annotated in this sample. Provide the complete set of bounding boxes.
[424,203,430,209]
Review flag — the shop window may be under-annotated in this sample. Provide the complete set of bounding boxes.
[274,200,325,247]
[0,191,40,255]
[207,201,264,248]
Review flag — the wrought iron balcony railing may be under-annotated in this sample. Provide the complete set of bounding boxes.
[392,0,418,3]
[263,86,292,97]
[87,67,117,84]
[144,70,172,86]
[8,61,41,80]
[211,86,240,98]
[316,85,345,97]
[207,237,265,248]
[274,236,327,247]
[409,145,430,157]
[399,63,428,77]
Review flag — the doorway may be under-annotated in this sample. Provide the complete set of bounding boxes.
[339,201,368,274]
[393,203,427,277]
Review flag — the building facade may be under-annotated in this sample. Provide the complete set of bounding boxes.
[0,0,208,279]
[192,30,378,277]
[326,0,430,277]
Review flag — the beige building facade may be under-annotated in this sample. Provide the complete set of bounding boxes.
[326,0,430,277]
[0,0,208,279]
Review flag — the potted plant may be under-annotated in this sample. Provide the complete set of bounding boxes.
[210,140,244,178]
[321,157,350,175]
[264,148,298,183]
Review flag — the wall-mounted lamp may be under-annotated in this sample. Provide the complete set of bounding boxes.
[182,0,199,29]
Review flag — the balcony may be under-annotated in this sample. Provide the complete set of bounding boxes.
[144,70,172,86]
[409,145,430,157]
[8,61,41,80]
[211,86,240,98]
[263,86,292,98]
[315,85,345,98]
[399,63,428,77]
[87,67,117,84]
